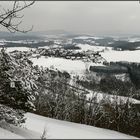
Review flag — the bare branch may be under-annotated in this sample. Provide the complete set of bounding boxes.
[0,1,35,33]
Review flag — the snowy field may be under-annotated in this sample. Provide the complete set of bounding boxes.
[77,44,112,52]
[0,127,24,139]
[5,46,140,64]
[30,56,103,77]
[31,56,87,76]
[74,44,140,63]
[74,36,103,40]
[0,113,138,139]
[0,47,140,139]
[101,50,140,63]
[123,37,140,43]
[3,47,35,52]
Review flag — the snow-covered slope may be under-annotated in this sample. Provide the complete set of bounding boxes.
[0,127,24,139]
[101,50,140,63]
[31,56,86,74]
[0,124,40,139]
[77,44,112,52]
[0,113,138,139]
[74,36,103,40]
[30,56,103,77]
[86,91,140,105]
[24,113,138,139]
[6,47,33,52]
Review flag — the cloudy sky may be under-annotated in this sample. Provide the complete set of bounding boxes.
[1,1,140,36]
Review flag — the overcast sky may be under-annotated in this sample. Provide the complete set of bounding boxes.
[1,1,140,36]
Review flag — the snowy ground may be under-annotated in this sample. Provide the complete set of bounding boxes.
[73,44,140,63]
[0,41,140,139]
[6,46,140,75]
[74,36,103,40]
[122,37,140,42]
[5,45,140,63]
[0,127,24,139]
[31,56,86,74]
[77,44,112,52]
[30,56,103,77]
[0,113,138,139]
[5,47,35,52]
[101,49,140,63]
[87,90,140,105]
[5,47,140,105]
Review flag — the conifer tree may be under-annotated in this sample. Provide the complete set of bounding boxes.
[0,48,36,125]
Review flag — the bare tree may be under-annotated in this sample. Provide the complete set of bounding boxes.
[0,1,35,33]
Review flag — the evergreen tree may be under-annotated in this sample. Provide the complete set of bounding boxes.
[0,48,36,125]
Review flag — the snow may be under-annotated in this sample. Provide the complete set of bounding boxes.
[87,91,140,105]
[30,55,127,106]
[38,46,49,49]
[0,42,4,45]
[0,46,139,139]
[8,124,40,139]
[39,44,60,49]
[0,112,139,139]
[31,56,86,75]
[115,73,130,81]
[23,113,138,139]
[0,122,40,139]
[5,47,33,52]
[74,36,103,40]
[4,40,25,44]
[0,127,24,139]
[136,46,140,49]
[77,44,112,52]
[0,40,40,44]
[127,37,140,42]
[101,50,140,63]
[30,56,103,77]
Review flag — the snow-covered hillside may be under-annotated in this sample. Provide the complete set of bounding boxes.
[6,47,34,52]
[0,38,140,139]
[0,127,24,139]
[75,44,140,63]
[0,113,138,139]
[30,56,103,77]
[0,47,35,53]
[86,90,140,105]
[76,44,112,52]
[31,56,87,75]
[101,50,140,63]
[74,36,103,40]
[5,46,140,63]
[3,46,140,105]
